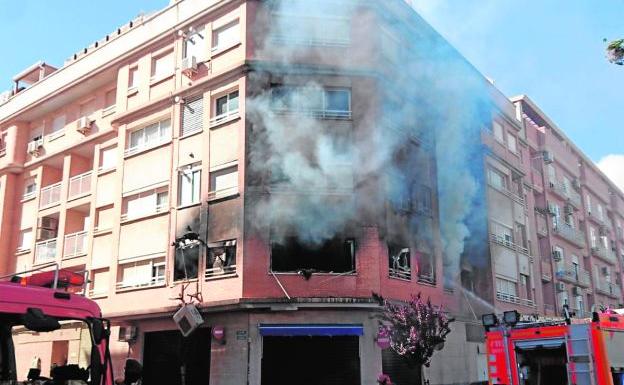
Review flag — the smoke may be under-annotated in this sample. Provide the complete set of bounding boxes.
[246,0,490,283]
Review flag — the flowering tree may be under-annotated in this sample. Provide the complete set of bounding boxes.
[606,39,624,65]
[376,293,452,384]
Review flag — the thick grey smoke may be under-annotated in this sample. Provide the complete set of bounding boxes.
[247,0,490,283]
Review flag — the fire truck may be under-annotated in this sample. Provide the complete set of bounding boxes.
[0,264,113,385]
[483,307,624,385]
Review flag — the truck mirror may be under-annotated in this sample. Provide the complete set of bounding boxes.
[22,308,61,332]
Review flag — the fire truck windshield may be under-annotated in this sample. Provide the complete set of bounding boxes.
[514,339,567,385]
[0,315,95,385]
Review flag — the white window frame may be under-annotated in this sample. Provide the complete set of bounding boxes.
[99,146,117,172]
[128,66,139,90]
[178,164,201,207]
[212,20,240,53]
[122,188,169,221]
[507,133,517,153]
[150,51,174,82]
[17,229,33,252]
[48,114,66,140]
[125,119,171,156]
[211,90,239,126]
[493,122,504,143]
[23,179,37,200]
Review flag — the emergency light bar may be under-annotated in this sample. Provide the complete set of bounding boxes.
[10,269,85,290]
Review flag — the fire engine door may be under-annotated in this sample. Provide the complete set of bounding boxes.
[514,338,568,385]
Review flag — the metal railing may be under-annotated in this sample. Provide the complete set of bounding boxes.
[68,171,92,199]
[595,281,621,298]
[496,291,536,307]
[548,180,581,207]
[490,233,529,255]
[389,267,411,281]
[39,182,62,208]
[205,264,237,279]
[64,231,88,258]
[555,264,590,287]
[34,239,57,264]
[209,109,239,127]
[591,245,616,263]
[273,107,352,120]
[488,181,525,206]
[116,276,165,290]
[121,204,167,222]
[207,186,239,201]
[553,222,585,247]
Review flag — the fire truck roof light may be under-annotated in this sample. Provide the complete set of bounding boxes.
[482,313,498,329]
[503,310,520,326]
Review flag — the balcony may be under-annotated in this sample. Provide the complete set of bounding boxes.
[389,266,411,281]
[207,186,239,201]
[548,180,582,208]
[205,264,237,280]
[34,239,57,264]
[116,276,165,291]
[553,222,585,248]
[488,181,525,207]
[490,233,529,255]
[63,231,88,259]
[591,245,617,264]
[39,182,62,209]
[209,109,239,128]
[496,291,535,308]
[595,281,621,298]
[555,264,591,287]
[68,171,92,199]
[541,259,552,281]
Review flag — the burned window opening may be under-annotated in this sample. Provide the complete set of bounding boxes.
[416,251,435,284]
[271,236,356,274]
[388,244,411,280]
[206,240,237,279]
[174,244,200,281]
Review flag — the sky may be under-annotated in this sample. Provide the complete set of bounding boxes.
[0,0,622,188]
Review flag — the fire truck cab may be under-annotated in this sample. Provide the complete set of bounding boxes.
[0,265,112,385]
[483,309,624,385]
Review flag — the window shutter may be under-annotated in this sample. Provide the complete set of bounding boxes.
[182,96,203,136]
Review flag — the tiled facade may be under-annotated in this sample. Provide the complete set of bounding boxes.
[1,1,622,384]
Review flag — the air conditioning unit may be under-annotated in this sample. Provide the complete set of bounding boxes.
[601,266,609,276]
[38,217,58,230]
[556,282,566,292]
[181,55,198,76]
[118,325,138,342]
[36,228,56,241]
[173,303,204,337]
[572,286,581,296]
[27,138,43,155]
[543,151,554,164]
[76,116,92,134]
[552,249,563,262]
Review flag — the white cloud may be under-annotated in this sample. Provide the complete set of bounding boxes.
[598,154,624,193]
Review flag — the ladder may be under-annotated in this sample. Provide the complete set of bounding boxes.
[566,324,596,385]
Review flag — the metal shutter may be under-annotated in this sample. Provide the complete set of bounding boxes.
[382,349,422,385]
[182,96,203,136]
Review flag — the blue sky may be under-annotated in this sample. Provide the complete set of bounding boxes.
[1,1,622,185]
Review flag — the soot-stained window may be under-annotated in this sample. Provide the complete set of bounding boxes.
[271,236,355,273]
[388,244,411,280]
[174,244,201,281]
[207,240,237,278]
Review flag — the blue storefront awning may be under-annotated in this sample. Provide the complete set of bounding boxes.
[258,324,364,336]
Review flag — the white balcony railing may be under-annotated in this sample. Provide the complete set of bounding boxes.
[39,182,62,208]
[205,264,237,280]
[553,222,585,247]
[116,276,165,290]
[555,264,591,287]
[207,186,239,201]
[68,171,92,199]
[209,109,239,127]
[596,281,621,298]
[34,239,57,264]
[490,233,529,255]
[389,267,411,281]
[120,204,167,222]
[496,291,536,308]
[64,231,88,258]
[591,245,616,263]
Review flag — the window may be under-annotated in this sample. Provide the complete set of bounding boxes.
[271,235,355,273]
[586,194,592,214]
[152,262,166,284]
[178,164,201,206]
[182,96,203,136]
[415,185,432,216]
[496,277,517,297]
[507,134,517,153]
[212,20,240,52]
[174,243,200,281]
[128,66,138,89]
[50,115,65,136]
[388,244,411,280]
[99,146,117,171]
[126,119,171,155]
[104,89,116,111]
[0,132,7,155]
[18,229,32,251]
[90,269,110,297]
[493,122,504,142]
[270,14,350,46]
[597,204,604,221]
[212,91,239,125]
[271,86,351,118]
[207,240,237,278]
[487,168,507,190]
[209,165,238,200]
[23,178,37,199]
[183,27,205,60]
[151,51,174,80]
[117,258,165,289]
[590,227,597,248]
[123,188,168,220]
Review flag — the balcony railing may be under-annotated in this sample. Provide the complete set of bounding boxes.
[64,231,88,258]
[205,264,237,280]
[209,109,239,127]
[595,281,621,298]
[39,182,62,209]
[548,180,581,208]
[496,292,536,308]
[553,222,585,247]
[207,186,239,201]
[488,182,525,206]
[389,267,411,281]
[273,107,352,120]
[555,264,591,287]
[68,171,92,199]
[34,239,57,264]
[116,276,165,290]
[591,245,617,263]
[490,233,529,255]
[120,204,167,222]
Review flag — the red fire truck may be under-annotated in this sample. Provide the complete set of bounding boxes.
[483,307,624,385]
[0,265,113,385]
